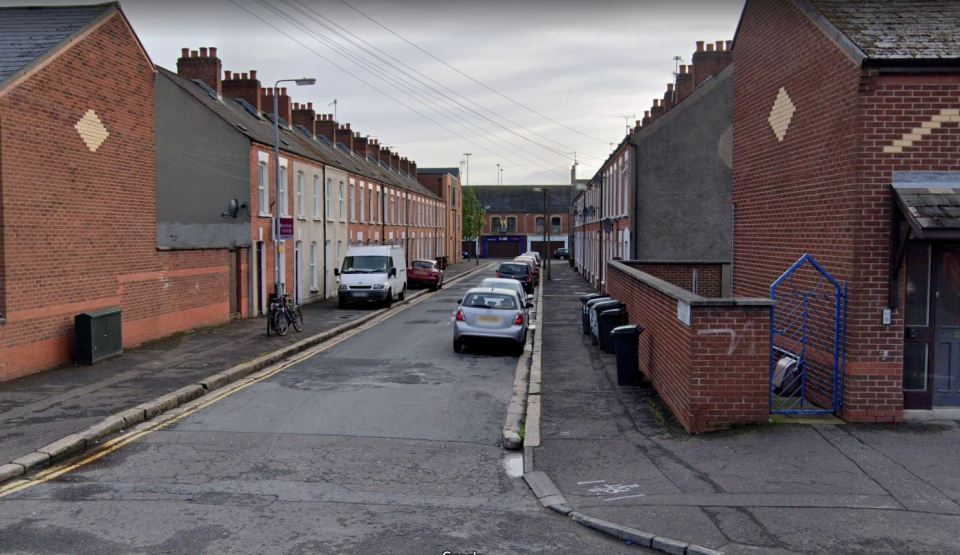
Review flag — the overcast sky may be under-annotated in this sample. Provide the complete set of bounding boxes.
[15,0,744,184]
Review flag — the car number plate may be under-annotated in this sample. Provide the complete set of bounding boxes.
[477,315,500,325]
[354,291,368,297]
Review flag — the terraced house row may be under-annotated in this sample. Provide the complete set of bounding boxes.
[574,0,960,431]
[0,2,461,381]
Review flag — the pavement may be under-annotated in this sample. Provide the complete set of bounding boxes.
[534,264,960,554]
[0,260,484,468]
[0,262,648,554]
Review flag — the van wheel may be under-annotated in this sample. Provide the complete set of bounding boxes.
[398,285,406,301]
[384,289,393,308]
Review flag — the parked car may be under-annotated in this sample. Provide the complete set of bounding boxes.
[522,251,542,266]
[454,287,532,355]
[514,256,540,281]
[479,277,533,305]
[496,262,535,293]
[554,247,570,260]
[408,259,444,291]
[335,244,407,308]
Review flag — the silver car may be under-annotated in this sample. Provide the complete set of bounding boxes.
[478,277,533,305]
[454,287,532,355]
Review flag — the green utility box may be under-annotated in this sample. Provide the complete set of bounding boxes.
[75,308,122,364]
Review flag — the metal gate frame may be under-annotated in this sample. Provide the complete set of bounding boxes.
[769,254,847,415]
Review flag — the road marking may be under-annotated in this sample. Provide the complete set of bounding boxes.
[0,265,490,499]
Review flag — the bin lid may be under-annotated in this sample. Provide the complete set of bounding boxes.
[599,307,627,316]
[585,296,612,307]
[611,324,640,335]
[591,300,623,312]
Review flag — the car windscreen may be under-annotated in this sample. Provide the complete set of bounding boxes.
[498,264,528,275]
[412,261,434,270]
[341,256,390,274]
[463,293,518,310]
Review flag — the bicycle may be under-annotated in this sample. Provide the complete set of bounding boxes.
[267,294,304,336]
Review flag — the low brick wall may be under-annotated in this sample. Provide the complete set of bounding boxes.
[607,261,771,433]
[622,261,729,297]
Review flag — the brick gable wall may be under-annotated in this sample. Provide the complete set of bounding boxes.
[0,13,230,380]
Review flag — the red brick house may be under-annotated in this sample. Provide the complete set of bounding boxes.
[0,4,231,380]
[733,0,960,418]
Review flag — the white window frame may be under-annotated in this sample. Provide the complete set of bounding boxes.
[359,182,366,223]
[339,182,345,222]
[257,158,269,217]
[349,180,356,222]
[326,178,333,219]
[313,176,321,220]
[296,171,305,219]
[278,161,288,217]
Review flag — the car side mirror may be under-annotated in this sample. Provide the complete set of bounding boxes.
[334,268,340,276]
[389,268,397,277]
[456,298,462,305]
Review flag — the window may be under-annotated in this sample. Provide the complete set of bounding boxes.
[349,181,356,222]
[310,242,318,290]
[376,190,381,222]
[551,216,561,234]
[279,165,288,216]
[326,179,333,219]
[368,188,374,223]
[313,176,320,219]
[296,172,305,218]
[258,162,268,216]
[359,183,366,222]
[491,216,502,231]
[536,216,545,234]
[451,186,457,207]
[506,217,517,232]
[389,194,395,225]
[338,182,345,222]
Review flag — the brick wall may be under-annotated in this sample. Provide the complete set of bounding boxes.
[607,262,769,432]
[0,13,230,380]
[625,262,724,298]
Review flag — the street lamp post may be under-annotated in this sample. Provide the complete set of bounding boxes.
[273,77,315,301]
[533,187,551,281]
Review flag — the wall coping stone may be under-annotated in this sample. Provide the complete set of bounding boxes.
[625,259,731,266]
[610,260,771,308]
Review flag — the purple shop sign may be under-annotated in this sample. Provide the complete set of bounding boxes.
[276,217,294,240]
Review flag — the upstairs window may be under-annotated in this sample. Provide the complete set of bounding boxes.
[258,162,269,216]
[313,176,321,219]
[506,216,517,232]
[279,165,288,216]
[326,179,333,219]
[339,182,345,222]
[296,172,305,218]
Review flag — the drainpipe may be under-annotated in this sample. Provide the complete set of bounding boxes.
[630,137,639,260]
[599,173,604,289]
[381,185,387,243]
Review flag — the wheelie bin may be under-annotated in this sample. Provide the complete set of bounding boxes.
[590,299,624,345]
[580,293,608,335]
[598,307,628,353]
[611,325,643,385]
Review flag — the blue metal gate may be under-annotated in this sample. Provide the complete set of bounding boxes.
[770,254,846,415]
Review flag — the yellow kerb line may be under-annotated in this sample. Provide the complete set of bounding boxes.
[0,285,442,498]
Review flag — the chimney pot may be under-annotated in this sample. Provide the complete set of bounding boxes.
[280,87,287,95]
[191,49,199,58]
[224,70,232,80]
[653,99,660,107]
[199,47,208,57]
[715,40,724,51]
[250,70,257,80]
[696,41,704,52]
[644,110,650,117]
[667,83,674,91]
[307,102,313,110]
[726,40,733,51]
[181,47,189,58]
[210,47,217,58]
[706,43,715,52]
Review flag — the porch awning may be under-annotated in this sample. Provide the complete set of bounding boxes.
[892,171,960,240]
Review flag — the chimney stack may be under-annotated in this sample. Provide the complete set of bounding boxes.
[641,110,652,126]
[315,114,337,142]
[390,152,400,172]
[379,146,392,165]
[400,157,410,175]
[260,87,293,126]
[410,160,417,177]
[691,38,733,88]
[675,64,695,103]
[337,123,352,150]
[177,46,222,96]
[353,133,370,158]
[222,69,261,112]
[291,102,316,135]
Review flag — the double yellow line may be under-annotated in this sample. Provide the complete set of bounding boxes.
[0,280,451,499]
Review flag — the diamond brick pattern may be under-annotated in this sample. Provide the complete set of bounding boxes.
[74,109,109,152]
[767,87,795,142]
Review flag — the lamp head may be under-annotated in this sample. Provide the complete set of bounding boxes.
[295,78,316,86]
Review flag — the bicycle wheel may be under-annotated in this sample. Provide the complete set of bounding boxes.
[273,310,289,336]
[291,307,303,332]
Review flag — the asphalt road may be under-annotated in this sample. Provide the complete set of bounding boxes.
[0,270,646,554]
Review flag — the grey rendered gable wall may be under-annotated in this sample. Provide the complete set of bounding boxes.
[155,73,251,249]
[632,65,734,263]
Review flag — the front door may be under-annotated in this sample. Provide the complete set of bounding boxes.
[933,247,960,406]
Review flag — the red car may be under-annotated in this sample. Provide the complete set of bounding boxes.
[408,259,444,291]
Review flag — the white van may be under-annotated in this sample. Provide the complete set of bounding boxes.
[335,244,407,308]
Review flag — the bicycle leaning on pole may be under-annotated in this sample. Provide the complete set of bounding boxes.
[267,294,304,337]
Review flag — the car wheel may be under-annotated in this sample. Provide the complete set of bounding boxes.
[513,340,525,356]
[453,338,464,353]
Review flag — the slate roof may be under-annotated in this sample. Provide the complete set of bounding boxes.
[418,167,461,178]
[468,185,572,214]
[893,172,960,240]
[808,0,960,61]
[156,66,438,200]
[0,3,114,88]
